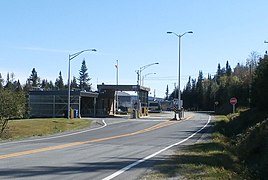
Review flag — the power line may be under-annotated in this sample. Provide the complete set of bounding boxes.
[147,72,217,81]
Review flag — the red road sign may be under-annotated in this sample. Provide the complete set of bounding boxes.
[230,97,237,105]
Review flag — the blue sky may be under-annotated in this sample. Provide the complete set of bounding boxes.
[0,0,268,97]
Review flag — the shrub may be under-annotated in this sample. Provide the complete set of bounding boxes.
[0,89,26,133]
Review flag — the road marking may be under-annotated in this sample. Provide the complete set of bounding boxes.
[102,116,211,180]
[0,120,177,159]
[129,119,167,122]
[0,120,107,146]
[185,115,193,120]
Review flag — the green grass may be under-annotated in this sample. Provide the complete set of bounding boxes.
[142,112,265,180]
[0,118,92,141]
[143,134,244,180]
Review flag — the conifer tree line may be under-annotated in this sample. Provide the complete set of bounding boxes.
[1,51,268,123]
[21,59,91,91]
[167,51,268,114]
[0,59,91,126]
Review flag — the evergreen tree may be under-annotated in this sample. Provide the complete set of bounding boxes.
[208,73,212,80]
[182,76,192,109]
[203,79,213,110]
[23,79,32,92]
[5,73,10,88]
[28,68,39,87]
[79,59,91,91]
[48,81,54,90]
[217,63,221,76]
[15,80,22,91]
[165,85,169,100]
[191,79,197,109]
[196,71,204,109]
[226,60,232,76]
[180,54,264,113]
[216,63,222,84]
[252,54,268,110]
[4,73,15,90]
[70,76,78,89]
[41,79,53,90]
[55,71,64,90]
[41,79,47,90]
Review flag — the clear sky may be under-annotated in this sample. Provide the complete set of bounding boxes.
[1,0,267,97]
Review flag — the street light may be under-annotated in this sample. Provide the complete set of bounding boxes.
[115,60,119,114]
[135,62,159,117]
[167,31,193,120]
[68,49,96,119]
[142,72,156,86]
[138,62,159,86]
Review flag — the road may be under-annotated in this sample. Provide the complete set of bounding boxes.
[0,112,211,180]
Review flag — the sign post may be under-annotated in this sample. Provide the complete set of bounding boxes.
[230,97,237,113]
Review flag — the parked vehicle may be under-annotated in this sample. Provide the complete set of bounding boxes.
[148,101,161,113]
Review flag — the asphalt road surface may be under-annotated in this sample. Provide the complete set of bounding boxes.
[0,112,211,180]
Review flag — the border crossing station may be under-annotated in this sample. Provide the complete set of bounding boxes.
[28,84,150,118]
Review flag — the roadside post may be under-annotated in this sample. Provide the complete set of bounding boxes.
[230,97,237,113]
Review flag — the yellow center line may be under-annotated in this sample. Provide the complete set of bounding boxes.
[0,120,178,160]
[185,115,194,120]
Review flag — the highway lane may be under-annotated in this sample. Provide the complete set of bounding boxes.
[0,112,211,180]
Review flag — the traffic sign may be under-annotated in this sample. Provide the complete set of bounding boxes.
[230,97,237,105]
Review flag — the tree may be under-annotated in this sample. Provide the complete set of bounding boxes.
[216,63,223,84]
[79,59,91,91]
[165,85,169,100]
[4,73,11,89]
[196,71,204,109]
[226,60,232,76]
[233,63,248,79]
[70,76,78,89]
[4,72,17,90]
[28,68,39,87]
[252,54,268,110]
[48,80,54,90]
[0,89,26,134]
[191,78,198,109]
[41,79,48,90]
[14,80,22,91]
[182,76,192,109]
[55,71,64,90]
[246,51,260,71]
[41,79,54,90]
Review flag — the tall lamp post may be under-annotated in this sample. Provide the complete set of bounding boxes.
[142,72,156,86]
[138,62,159,86]
[68,49,96,119]
[135,62,159,117]
[167,31,193,120]
[115,60,119,113]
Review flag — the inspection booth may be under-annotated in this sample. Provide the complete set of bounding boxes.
[97,84,150,117]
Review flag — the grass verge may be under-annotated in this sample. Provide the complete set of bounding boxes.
[142,134,244,180]
[143,110,267,179]
[0,118,92,141]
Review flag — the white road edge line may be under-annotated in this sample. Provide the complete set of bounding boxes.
[102,116,211,180]
[0,120,107,146]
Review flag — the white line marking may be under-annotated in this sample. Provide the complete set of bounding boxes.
[0,120,107,146]
[102,116,211,180]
